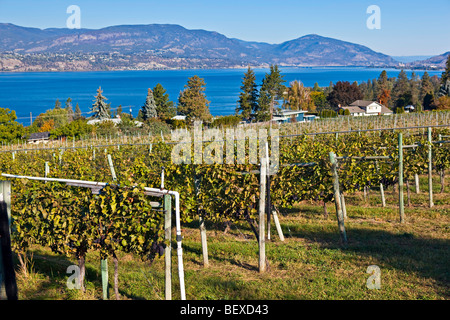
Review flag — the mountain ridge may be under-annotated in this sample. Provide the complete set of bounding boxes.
[0,22,439,71]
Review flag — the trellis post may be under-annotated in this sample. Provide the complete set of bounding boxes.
[427,127,434,208]
[164,194,172,300]
[328,152,347,245]
[398,133,405,223]
[259,157,267,273]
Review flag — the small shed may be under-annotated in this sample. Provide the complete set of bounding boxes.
[28,132,50,144]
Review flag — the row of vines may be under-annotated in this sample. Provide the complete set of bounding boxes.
[1,127,449,298]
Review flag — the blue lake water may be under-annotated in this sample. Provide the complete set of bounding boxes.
[0,67,443,125]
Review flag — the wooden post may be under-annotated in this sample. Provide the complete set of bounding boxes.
[272,210,285,241]
[258,157,267,273]
[427,127,434,208]
[398,133,405,223]
[328,152,347,245]
[164,194,172,300]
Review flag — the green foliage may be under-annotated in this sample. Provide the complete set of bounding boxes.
[210,115,242,128]
[153,83,176,120]
[178,75,212,123]
[141,88,158,121]
[256,65,286,121]
[236,67,258,120]
[91,87,111,120]
[0,107,24,142]
[50,119,92,139]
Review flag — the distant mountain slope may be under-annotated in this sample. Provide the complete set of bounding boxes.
[0,23,399,70]
[407,52,450,69]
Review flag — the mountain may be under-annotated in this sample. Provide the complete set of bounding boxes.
[0,23,399,71]
[392,55,433,63]
[406,52,450,69]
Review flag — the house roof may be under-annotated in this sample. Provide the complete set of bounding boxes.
[342,106,365,114]
[350,100,377,107]
[276,109,308,116]
[29,132,50,140]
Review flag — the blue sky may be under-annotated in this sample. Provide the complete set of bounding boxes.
[0,0,449,56]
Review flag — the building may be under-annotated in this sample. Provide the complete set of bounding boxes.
[340,100,392,116]
[272,109,309,124]
[28,131,50,144]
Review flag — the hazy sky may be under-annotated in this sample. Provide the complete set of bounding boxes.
[0,0,449,56]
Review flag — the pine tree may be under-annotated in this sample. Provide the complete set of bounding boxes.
[141,88,158,121]
[177,75,212,123]
[392,70,411,108]
[91,87,110,120]
[65,97,74,122]
[256,65,286,121]
[153,83,175,120]
[438,55,450,97]
[74,103,82,120]
[236,67,258,120]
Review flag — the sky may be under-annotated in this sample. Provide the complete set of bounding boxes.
[0,0,449,56]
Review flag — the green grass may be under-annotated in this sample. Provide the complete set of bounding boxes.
[13,174,450,300]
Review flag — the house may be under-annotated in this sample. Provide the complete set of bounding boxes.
[28,131,50,144]
[172,115,187,121]
[340,100,392,116]
[272,109,308,124]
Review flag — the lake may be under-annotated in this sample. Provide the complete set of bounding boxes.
[0,67,443,125]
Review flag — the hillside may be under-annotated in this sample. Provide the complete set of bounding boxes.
[0,23,399,71]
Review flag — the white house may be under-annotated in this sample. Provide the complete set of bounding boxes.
[272,109,309,124]
[341,100,392,116]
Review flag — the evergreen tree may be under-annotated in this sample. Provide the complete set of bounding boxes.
[236,67,259,120]
[91,87,110,120]
[74,103,82,120]
[65,97,74,122]
[178,75,212,123]
[409,72,420,106]
[256,65,286,121]
[312,82,322,92]
[153,83,175,120]
[392,70,410,106]
[141,88,158,121]
[438,55,450,97]
[55,99,61,110]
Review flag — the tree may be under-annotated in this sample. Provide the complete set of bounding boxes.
[432,95,450,110]
[0,108,24,142]
[74,103,83,120]
[236,67,258,120]
[392,70,410,106]
[65,97,74,122]
[177,75,212,123]
[409,72,420,106]
[55,99,62,110]
[32,107,70,131]
[153,83,176,120]
[326,81,363,109]
[141,88,158,121]
[256,65,286,121]
[438,55,450,97]
[376,70,391,106]
[284,80,315,111]
[39,119,55,132]
[91,87,110,120]
[310,91,328,111]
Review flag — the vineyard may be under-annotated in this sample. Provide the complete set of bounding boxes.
[0,120,449,300]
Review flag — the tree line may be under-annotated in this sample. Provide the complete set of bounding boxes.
[0,55,449,143]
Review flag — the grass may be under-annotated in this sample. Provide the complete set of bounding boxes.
[12,174,450,300]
